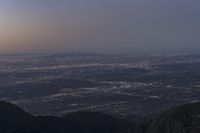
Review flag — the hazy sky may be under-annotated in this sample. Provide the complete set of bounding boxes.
[0,0,200,54]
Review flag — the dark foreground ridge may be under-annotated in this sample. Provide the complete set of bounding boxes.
[0,101,200,133]
[0,101,132,133]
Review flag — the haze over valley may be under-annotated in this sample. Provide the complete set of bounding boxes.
[1,0,200,132]
[0,53,200,122]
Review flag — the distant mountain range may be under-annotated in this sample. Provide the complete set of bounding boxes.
[0,51,107,57]
[0,101,200,133]
[48,52,107,58]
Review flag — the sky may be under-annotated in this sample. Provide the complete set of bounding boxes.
[0,0,200,54]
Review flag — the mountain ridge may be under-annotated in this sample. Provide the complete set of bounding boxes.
[0,101,200,133]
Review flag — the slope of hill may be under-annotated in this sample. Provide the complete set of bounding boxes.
[0,101,43,133]
[145,102,200,133]
[125,102,200,133]
[1,101,200,133]
[0,101,132,133]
